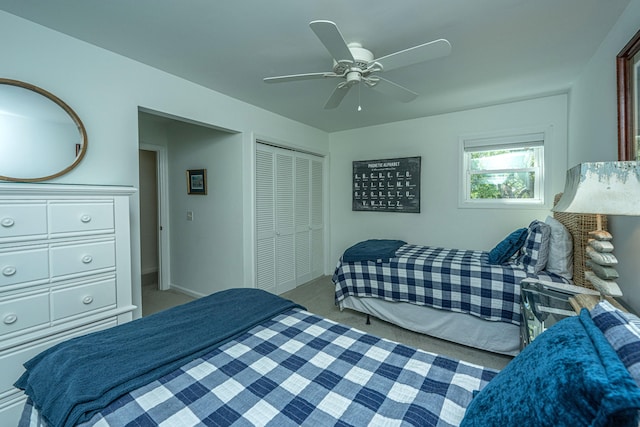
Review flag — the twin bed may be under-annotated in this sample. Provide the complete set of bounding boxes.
[333,217,581,355]
[18,288,498,426]
[17,288,640,426]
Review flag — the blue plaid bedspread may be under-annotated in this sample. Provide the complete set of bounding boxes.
[21,309,498,427]
[333,244,570,325]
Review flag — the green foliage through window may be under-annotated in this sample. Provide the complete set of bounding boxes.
[463,143,543,203]
[469,172,535,199]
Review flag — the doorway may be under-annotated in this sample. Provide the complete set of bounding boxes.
[139,144,171,292]
[137,107,243,298]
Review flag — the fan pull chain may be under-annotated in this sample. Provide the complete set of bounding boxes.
[357,83,362,112]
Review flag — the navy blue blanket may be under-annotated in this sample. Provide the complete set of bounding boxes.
[461,310,640,426]
[342,239,407,262]
[15,288,303,427]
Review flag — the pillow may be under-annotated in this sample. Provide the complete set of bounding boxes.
[586,246,618,266]
[586,260,619,280]
[519,220,551,274]
[544,216,573,279]
[461,310,640,427]
[591,301,640,387]
[590,230,613,241]
[590,239,615,253]
[488,228,528,264]
[625,312,640,330]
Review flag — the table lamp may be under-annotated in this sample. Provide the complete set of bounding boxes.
[553,161,640,299]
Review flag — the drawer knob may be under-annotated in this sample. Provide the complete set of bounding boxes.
[1,217,15,228]
[2,266,16,276]
[80,215,92,223]
[81,255,93,264]
[82,296,94,305]
[3,313,17,325]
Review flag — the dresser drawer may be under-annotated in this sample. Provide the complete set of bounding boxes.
[0,204,47,240]
[0,318,117,399]
[52,279,116,321]
[50,240,115,278]
[0,247,49,289]
[49,202,114,235]
[0,292,49,337]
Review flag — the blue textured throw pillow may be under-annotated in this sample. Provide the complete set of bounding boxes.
[461,310,640,427]
[487,228,528,264]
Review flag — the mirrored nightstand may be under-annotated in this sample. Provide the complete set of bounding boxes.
[520,279,600,348]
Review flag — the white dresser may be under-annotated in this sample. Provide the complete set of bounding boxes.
[0,183,136,423]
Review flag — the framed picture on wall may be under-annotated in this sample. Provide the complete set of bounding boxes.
[187,169,207,195]
[352,156,421,213]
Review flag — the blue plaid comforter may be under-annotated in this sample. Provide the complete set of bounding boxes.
[333,244,570,325]
[22,309,498,427]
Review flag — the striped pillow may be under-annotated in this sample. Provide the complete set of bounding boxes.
[591,301,640,387]
[626,313,640,330]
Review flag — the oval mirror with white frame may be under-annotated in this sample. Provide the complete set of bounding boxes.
[0,78,87,182]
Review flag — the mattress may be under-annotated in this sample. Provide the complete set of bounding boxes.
[340,295,521,356]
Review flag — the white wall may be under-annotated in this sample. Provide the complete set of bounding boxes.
[329,94,569,264]
[0,11,329,317]
[166,123,244,297]
[568,0,640,312]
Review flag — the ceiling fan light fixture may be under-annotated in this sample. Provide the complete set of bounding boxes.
[333,45,373,75]
[345,71,361,86]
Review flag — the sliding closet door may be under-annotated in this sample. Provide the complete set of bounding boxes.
[295,156,312,285]
[256,143,324,294]
[310,157,324,279]
[255,147,276,293]
[295,154,324,284]
[274,151,296,292]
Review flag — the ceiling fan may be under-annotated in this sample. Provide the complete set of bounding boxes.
[264,20,452,109]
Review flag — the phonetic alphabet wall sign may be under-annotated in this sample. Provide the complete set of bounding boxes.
[352,156,421,213]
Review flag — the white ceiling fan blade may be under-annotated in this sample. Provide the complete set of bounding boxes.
[309,20,355,63]
[324,84,351,109]
[264,72,338,83]
[370,77,418,102]
[373,39,451,72]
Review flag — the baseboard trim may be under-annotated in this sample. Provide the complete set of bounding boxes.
[170,283,207,299]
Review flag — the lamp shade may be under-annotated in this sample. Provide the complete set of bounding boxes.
[553,161,640,215]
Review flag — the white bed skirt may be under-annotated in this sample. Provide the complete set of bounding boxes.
[339,296,521,356]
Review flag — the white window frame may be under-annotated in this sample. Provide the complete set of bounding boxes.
[459,129,548,209]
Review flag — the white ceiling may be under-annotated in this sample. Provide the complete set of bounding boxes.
[0,0,631,132]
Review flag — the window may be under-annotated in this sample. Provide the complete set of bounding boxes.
[461,131,545,207]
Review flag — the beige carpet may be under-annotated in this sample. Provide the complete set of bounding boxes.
[142,275,512,370]
[142,282,196,317]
